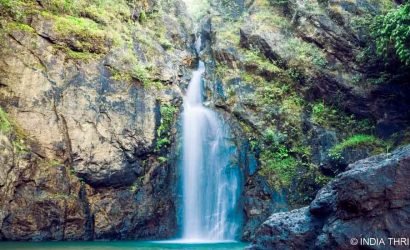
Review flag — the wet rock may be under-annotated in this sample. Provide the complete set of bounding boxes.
[310,126,338,168]
[242,174,289,241]
[248,145,410,249]
[88,163,176,240]
[247,207,324,250]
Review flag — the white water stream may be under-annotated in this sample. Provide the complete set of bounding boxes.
[180,38,242,241]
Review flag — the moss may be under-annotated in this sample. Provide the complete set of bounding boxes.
[158,156,168,163]
[315,171,332,186]
[286,38,327,68]
[259,145,299,188]
[213,16,243,46]
[42,0,84,15]
[52,45,100,61]
[141,11,175,52]
[0,107,28,153]
[0,0,12,8]
[6,21,35,33]
[139,11,147,23]
[0,0,29,20]
[49,159,63,167]
[0,107,12,134]
[250,7,290,30]
[159,38,173,50]
[66,50,97,60]
[156,103,178,151]
[369,0,395,13]
[107,46,159,87]
[132,64,150,84]
[0,107,26,139]
[35,0,137,55]
[110,69,133,82]
[329,134,386,160]
[53,15,102,34]
[311,102,374,135]
[130,182,139,193]
[242,48,281,74]
[43,13,108,53]
[43,0,130,18]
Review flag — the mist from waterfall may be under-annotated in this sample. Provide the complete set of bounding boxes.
[180,37,242,241]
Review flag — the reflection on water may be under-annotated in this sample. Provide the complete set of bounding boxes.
[0,241,247,250]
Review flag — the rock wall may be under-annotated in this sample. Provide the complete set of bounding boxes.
[197,0,410,240]
[0,0,193,240]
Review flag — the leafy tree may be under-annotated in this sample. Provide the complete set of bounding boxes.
[372,2,410,66]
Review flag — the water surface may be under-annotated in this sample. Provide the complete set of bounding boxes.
[0,241,247,250]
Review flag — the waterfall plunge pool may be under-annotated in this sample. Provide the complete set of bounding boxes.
[0,241,248,250]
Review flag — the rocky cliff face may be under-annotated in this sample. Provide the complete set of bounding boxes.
[199,0,410,240]
[0,0,193,240]
[247,145,410,250]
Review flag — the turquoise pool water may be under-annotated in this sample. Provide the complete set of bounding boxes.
[0,241,248,250]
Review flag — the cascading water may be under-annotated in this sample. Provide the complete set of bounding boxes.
[180,37,242,241]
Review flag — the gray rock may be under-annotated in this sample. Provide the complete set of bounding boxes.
[0,0,192,240]
[248,145,410,249]
[310,126,338,167]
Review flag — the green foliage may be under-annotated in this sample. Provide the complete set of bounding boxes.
[40,12,108,53]
[130,182,139,193]
[47,159,64,167]
[248,4,290,30]
[0,107,12,134]
[42,0,130,18]
[311,102,374,135]
[329,134,385,160]
[53,14,101,35]
[159,38,173,50]
[43,0,83,14]
[0,0,27,20]
[214,17,242,46]
[314,170,332,186]
[0,0,12,8]
[260,144,298,188]
[66,50,97,60]
[108,46,159,87]
[0,107,27,153]
[372,3,410,66]
[6,22,35,33]
[286,38,327,67]
[156,104,177,151]
[158,156,168,163]
[139,11,147,23]
[132,64,150,84]
[242,48,281,74]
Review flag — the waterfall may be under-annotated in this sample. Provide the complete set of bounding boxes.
[180,37,242,241]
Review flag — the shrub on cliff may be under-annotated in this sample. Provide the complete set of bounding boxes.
[372,2,410,66]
